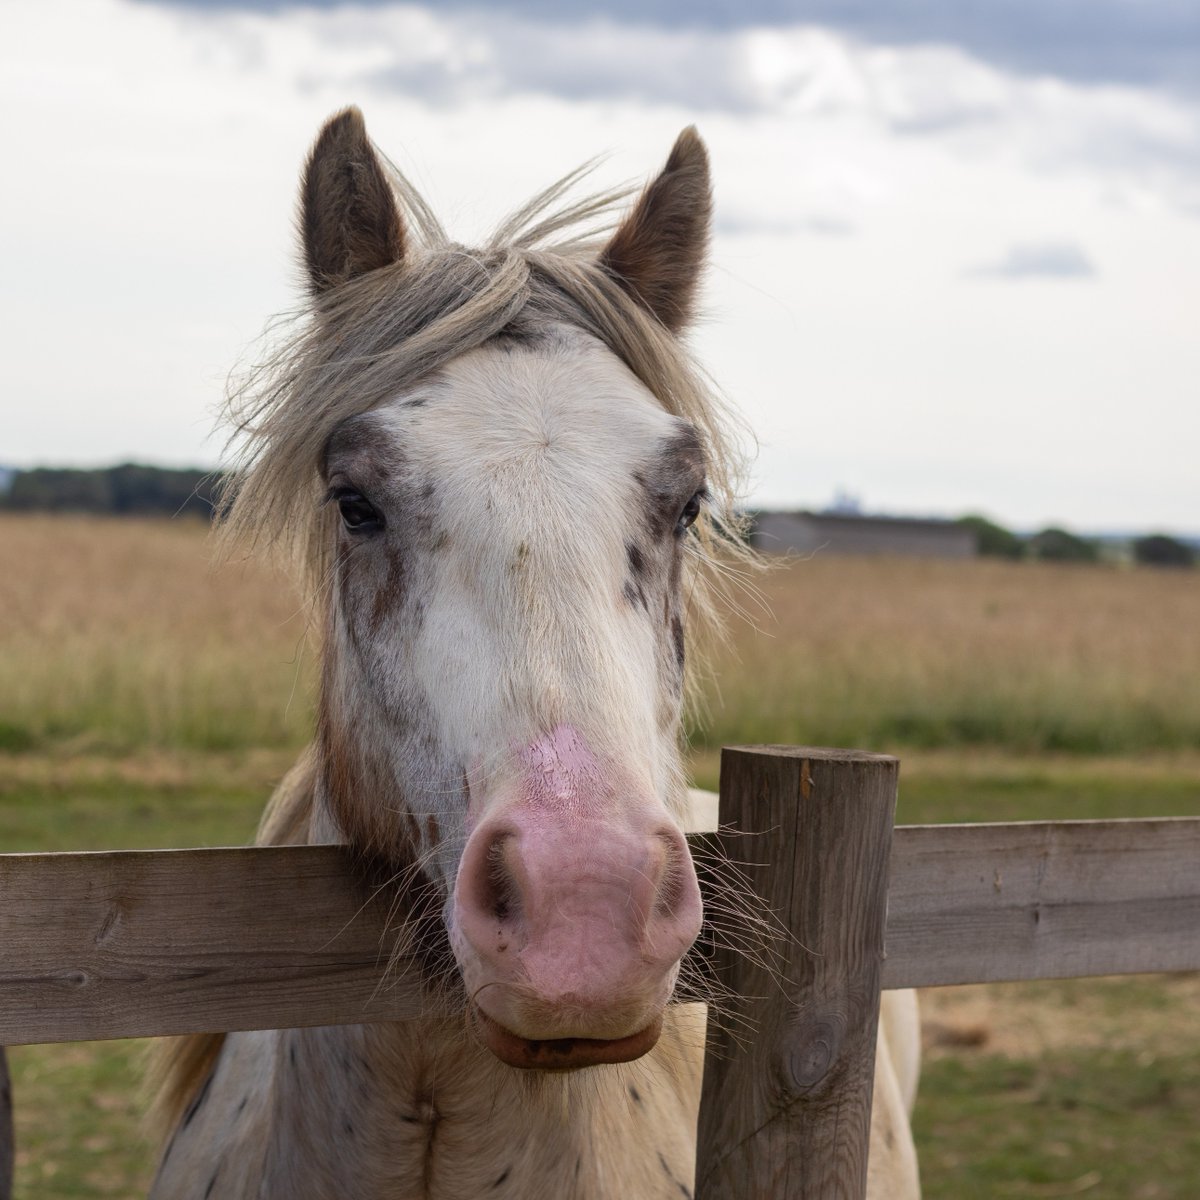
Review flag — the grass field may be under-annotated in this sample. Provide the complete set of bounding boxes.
[2,514,1199,1198]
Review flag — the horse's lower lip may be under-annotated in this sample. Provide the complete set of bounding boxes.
[472,1008,663,1070]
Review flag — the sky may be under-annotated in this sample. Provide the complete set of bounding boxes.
[3,0,1198,533]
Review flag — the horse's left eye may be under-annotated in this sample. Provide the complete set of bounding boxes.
[676,489,706,535]
[333,489,384,533]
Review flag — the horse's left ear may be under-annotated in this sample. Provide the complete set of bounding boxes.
[599,127,712,334]
[301,107,407,295]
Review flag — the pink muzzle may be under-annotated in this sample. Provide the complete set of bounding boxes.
[451,727,702,1069]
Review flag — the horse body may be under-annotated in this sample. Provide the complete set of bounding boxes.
[151,109,920,1198]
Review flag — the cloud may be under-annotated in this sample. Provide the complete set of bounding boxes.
[209,7,1200,219]
[359,18,758,112]
[965,240,1097,280]
[143,0,1200,93]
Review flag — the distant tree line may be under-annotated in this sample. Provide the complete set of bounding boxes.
[0,464,224,519]
[2,470,1192,569]
[958,515,1196,568]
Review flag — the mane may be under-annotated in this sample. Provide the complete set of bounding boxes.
[218,150,759,709]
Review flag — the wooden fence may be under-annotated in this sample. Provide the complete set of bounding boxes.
[1,746,1197,1197]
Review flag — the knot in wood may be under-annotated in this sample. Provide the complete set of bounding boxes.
[57,968,92,990]
[783,1014,845,1094]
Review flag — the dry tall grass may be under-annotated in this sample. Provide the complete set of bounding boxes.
[691,554,1200,754]
[0,515,313,752]
[3,515,1199,755]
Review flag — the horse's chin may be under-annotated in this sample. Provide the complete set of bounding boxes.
[471,1006,663,1071]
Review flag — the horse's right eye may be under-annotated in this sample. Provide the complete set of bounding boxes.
[333,489,384,533]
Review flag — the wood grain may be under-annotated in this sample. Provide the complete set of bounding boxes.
[882,817,1200,989]
[0,845,425,1045]
[694,746,899,1200]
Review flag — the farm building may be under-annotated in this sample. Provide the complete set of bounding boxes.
[752,510,978,559]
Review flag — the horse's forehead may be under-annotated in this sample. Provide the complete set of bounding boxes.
[379,332,685,491]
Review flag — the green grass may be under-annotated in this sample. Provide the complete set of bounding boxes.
[895,761,1200,825]
[916,1046,1200,1199]
[918,971,1200,1199]
[0,759,270,853]
[10,1041,153,1200]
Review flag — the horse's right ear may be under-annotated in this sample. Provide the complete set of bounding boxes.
[598,127,712,334]
[301,107,407,295]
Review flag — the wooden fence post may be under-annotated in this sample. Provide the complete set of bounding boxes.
[694,746,898,1200]
[0,1048,11,1200]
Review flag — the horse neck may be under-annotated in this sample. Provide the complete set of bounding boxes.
[262,1010,705,1199]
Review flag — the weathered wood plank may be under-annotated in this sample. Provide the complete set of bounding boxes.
[882,817,1200,989]
[0,846,424,1045]
[0,816,1197,1046]
[694,746,898,1200]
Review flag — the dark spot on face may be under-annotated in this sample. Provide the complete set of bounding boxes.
[636,427,706,539]
[320,413,378,479]
[236,1096,247,1116]
[626,541,648,578]
[623,580,648,612]
[203,1171,219,1199]
[628,1084,643,1105]
[344,1120,355,1136]
[369,552,405,633]
[492,1166,512,1187]
[405,395,429,408]
[289,1042,297,1069]
[670,615,685,670]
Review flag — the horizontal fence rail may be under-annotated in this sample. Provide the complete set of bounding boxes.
[882,817,1200,989]
[1,819,1198,1047]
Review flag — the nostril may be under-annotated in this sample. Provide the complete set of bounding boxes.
[652,830,696,920]
[484,834,519,923]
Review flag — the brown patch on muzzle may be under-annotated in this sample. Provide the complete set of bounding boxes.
[472,1008,663,1071]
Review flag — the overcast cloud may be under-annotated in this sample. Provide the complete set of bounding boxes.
[147,0,1200,92]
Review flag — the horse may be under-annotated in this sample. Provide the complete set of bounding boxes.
[149,107,921,1199]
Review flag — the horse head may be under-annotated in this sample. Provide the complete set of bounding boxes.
[228,108,739,1072]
